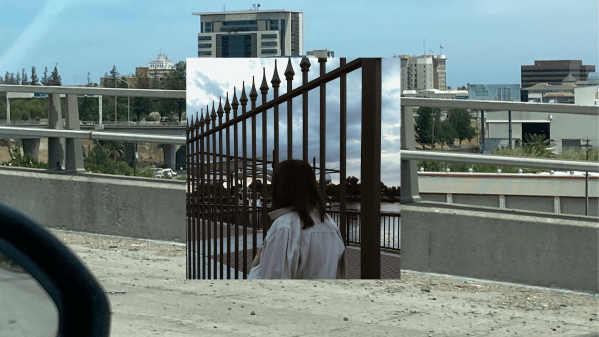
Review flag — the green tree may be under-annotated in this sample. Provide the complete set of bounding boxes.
[21,68,28,85]
[16,72,21,85]
[1,144,47,169]
[49,66,62,86]
[156,61,186,122]
[30,66,39,85]
[522,133,555,158]
[41,67,49,86]
[446,108,476,146]
[435,119,456,147]
[415,107,439,144]
[3,72,10,83]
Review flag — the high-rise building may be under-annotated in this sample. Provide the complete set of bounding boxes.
[521,60,596,88]
[192,9,304,58]
[396,54,447,91]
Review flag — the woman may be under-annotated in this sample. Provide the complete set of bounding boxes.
[248,159,346,279]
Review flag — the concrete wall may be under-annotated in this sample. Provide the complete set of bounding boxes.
[401,202,598,293]
[0,167,186,242]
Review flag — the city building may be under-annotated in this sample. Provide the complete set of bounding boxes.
[100,54,175,89]
[192,9,304,58]
[148,53,175,81]
[520,60,596,101]
[306,49,334,58]
[395,54,447,91]
[402,88,468,99]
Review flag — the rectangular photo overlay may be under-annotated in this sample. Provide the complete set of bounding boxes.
[186,57,400,280]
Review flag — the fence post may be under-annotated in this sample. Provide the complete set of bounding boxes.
[360,58,382,279]
[400,106,422,203]
[65,94,85,173]
[47,93,65,172]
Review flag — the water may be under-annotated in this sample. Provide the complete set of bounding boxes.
[328,201,400,250]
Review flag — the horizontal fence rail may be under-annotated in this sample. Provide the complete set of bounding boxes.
[401,150,599,173]
[0,84,186,99]
[0,126,185,145]
[187,57,383,279]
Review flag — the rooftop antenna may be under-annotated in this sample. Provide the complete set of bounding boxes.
[257,3,260,9]
[440,44,443,55]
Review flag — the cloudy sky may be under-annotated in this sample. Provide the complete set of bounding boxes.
[1,0,596,86]
[187,58,401,187]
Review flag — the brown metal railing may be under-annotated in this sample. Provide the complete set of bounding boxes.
[186,57,383,279]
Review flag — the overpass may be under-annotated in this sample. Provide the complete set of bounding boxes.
[0,83,598,292]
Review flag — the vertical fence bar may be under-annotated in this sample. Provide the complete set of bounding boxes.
[186,117,191,279]
[300,58,311,163]
[249,78,259,261]
[199,112,206,280]
[285,58,295,160]
[340,58,347,246]
[231,89,240,279]
[205,108,212,279]
[260,68,270,236]
[224,95,232,279]
[192,117,198,279]
[210,104,218,279]
[240,84,249,278]
[319,58,327,201]
[272,60,280,169]
[360,58,382,279]
[400,106,421,203]
[216,99,225,279]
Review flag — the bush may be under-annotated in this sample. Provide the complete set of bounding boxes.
[0,144,47,169]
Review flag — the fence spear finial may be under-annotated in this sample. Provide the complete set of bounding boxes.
[217,96,224,117]
[231,87,239,110]
[271,60,281,87]
[284,58,295,80]
[210,102,217,123]
[260,68,269,94]
[224,92,231,115]
[199,109,204,125]
[300,57,311,73]
[249,76,258,101]
[240,81,248,107]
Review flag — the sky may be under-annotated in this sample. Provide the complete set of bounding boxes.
[1,0,597,87]
[187,58,402,186]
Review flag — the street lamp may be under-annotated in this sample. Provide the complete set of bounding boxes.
[114,77,130,123]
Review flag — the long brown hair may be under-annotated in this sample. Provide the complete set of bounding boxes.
[271,159,325,229]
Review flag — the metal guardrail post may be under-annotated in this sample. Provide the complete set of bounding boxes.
[360,58,382,279]
[47,94,65,172]
[65,94,85,173]
[400,106,422,203]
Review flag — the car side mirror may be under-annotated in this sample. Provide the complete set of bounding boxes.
[0,202,111,337]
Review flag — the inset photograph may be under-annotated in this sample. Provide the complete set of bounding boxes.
[186,57,400,279]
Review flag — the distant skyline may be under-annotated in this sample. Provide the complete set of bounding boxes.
[2,0,597,87]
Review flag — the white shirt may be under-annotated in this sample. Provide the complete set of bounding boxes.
[252,206,347,279]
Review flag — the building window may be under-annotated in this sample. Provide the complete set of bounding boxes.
[261,41,277,47]
[198,36,212,41]
[204,22,212,33]
[198,51,212,56]
[198,43,212,48]
[222,20,257,26]
[270,19,278,30]
[261,49,278,55]
[262,33,277,39]
[562,139,581,151]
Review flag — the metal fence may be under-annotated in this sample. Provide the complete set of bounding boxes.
[186,57,383,279]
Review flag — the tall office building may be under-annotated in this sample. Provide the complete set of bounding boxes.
[192,9,304,58]
[397,54,447,90]
[521,60,595,88]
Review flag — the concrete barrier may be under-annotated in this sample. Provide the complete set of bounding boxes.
[0,167,185,242]
[401,202,598,293]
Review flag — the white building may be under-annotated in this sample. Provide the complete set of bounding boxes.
[396,54,447,91]
[192,9,304,58]
[148,53,175,79]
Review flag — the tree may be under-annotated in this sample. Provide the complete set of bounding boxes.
[30,66,39,85]
[41,67,49,86]
[49,66,62,86]
[3,72,10,83]
[158,61,186,122]
[21,68,28,85]
[346,176,360,199]
[87,72,92,86]
[446,108,476,146]
[415,107,440,144]
[8,72,16,84]
[435,119,456,148]
[16,72,21,85]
